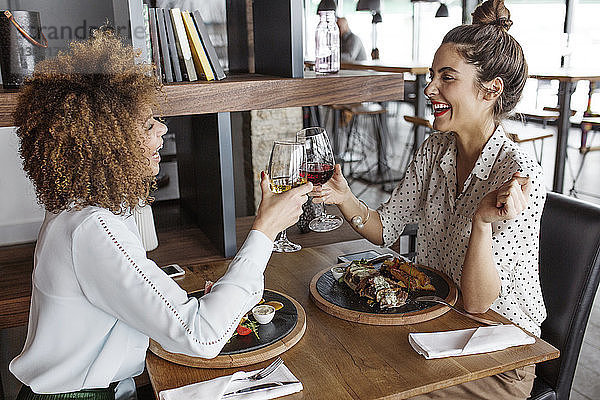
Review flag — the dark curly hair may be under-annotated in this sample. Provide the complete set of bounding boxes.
[442,0,527,122]
[15,28,162,214]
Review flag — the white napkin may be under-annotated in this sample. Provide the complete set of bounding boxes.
[159,362,302,400]
[408,324,536,359]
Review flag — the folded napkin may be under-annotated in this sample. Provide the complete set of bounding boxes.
[409,324,535,359]
[159,362,302,400]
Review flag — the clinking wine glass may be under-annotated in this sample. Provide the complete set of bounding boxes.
[296,127,343,232]
[268,141,307,252]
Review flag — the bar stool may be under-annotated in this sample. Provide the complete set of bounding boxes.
[507,130,553,165]
[519,108,559,128]
[342,102,396,192]
[402,115,432,172]
[322,104,352,158]
[568,117,600,198]
[513,107,575,165]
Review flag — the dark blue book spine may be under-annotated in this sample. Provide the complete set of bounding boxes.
[163,7,183,82]
[156,8,173,83]
[148,8,163,82]
[191,10,226,80]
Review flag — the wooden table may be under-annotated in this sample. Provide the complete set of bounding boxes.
[528,70,600,192]
[145,239,559,399]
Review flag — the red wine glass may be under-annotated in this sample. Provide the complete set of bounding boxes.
[296,127,343,232]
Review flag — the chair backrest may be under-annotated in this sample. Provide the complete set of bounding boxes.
[537,192,600,399]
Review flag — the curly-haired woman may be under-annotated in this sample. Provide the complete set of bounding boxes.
[9,29,312,400]
[314,0,545,398]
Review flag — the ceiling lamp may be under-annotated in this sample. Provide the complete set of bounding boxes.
[317,0,337,13]
[435,3,449,18]
[356,0,382,59]
[356,0,380,11]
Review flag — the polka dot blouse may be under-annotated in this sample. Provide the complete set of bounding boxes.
[377,125,547,336]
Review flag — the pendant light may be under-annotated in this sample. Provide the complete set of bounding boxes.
[435,3,449,18]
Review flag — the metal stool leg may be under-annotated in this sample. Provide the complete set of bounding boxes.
[569,130,599,198]
[344,115,359,177]
[332,108,340,157]
[532,140,541,165]
[569,150,590,197]
[309,106,322,127]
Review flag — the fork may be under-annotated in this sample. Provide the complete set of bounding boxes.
[232,357,283,382]
[414,295,503,326]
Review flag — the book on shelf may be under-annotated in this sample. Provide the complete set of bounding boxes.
[156,8,173,83]
[147,8,163,82]
[142,4,152,65]
[169,8,197,81]
[113,0,148,65]
[163,7,183,82]
[181,10,214,81]
[191,10,226,81]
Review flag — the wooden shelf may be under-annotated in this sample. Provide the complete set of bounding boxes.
[0,70,403,127]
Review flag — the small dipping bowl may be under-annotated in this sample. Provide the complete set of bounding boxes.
[331,265,347,280]
[252,304,275,324]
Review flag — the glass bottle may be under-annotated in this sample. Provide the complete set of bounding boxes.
[315,10,340,74]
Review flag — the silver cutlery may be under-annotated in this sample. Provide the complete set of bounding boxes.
[366,253,394,264]
[231,357,283,382]
[222,381,300,397]
[414,295,503,326]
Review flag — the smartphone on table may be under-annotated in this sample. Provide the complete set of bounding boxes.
[160,263,185,278]
[337,250,382,264]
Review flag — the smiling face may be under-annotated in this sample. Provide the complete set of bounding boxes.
[425,43,496,136]
[139,109,168,176]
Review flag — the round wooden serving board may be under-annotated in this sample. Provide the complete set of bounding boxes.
[148,290,306,368]
[310,264,458,325]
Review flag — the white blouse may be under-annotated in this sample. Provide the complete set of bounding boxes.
[10,206,273,398]
[377,125,547,336]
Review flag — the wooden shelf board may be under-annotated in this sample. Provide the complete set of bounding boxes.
[0,71,403,127]
[0,89,18,128]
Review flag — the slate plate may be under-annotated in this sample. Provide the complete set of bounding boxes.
[148,289,306,368]
[189,289,298,355]
[309,262,458,325]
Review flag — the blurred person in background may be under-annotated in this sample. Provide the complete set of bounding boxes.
[337,17,367,61]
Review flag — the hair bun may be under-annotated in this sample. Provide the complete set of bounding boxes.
[472,0,513,31]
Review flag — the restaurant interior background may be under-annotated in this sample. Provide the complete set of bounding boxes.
[1,0,600,399]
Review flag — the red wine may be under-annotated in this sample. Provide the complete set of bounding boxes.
[301,162,334,185]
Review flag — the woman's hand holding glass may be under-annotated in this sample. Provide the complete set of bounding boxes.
[263,141,310,252]
[296,127,343,232]
[309,164,352,206]
[252,171,313,242]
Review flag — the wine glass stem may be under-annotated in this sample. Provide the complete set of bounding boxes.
[314,201,326,218]
[279,228,289,241]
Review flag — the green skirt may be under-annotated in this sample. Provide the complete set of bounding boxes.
[16,385,115,400]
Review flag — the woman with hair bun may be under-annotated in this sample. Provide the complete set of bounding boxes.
[314,0,544,397]
[9,28,312,400]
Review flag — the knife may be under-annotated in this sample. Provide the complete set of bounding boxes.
[222,381,300,397]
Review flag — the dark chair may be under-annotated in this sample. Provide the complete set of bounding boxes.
[529,192,600,400]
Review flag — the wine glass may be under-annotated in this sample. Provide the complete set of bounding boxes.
[296,127,343,232]
[268,141,307,252]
